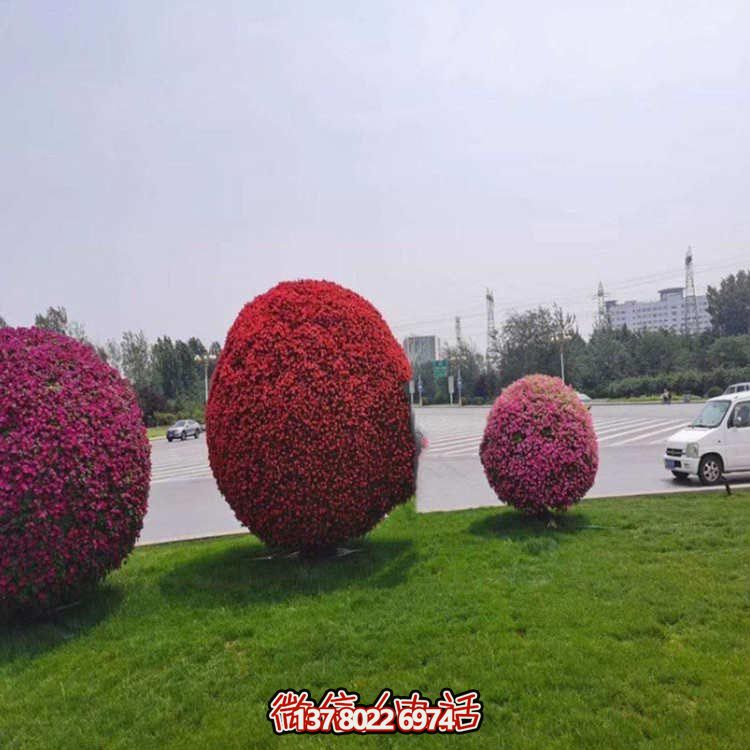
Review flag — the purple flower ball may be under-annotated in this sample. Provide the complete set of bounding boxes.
[480,374,598,514]
[0,328,150,619]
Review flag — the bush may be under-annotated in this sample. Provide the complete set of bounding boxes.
[153,411,178,426]
[705,386,723,399]
[480,374,598,515]
[0,328,150,619]
[206,280,417,554]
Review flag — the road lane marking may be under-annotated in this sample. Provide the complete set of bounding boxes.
[596,420,668,442]
[607,421,690,446]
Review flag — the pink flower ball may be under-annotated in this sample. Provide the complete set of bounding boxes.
[0,328,151,619]
[479,375,598,514]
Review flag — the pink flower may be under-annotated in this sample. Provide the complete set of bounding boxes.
[0,328,150,619]
[480,374,598,514]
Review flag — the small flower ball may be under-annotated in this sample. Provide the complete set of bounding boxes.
[207,280,416,553]
[0,328,150,619]
[479,374,598,514]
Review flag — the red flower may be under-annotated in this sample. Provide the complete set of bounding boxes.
[207,280,416,552]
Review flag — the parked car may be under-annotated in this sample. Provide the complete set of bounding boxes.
[723,382,750,395]
[663,392,750,484]
[577,392,592,410]
[166,419,201,442]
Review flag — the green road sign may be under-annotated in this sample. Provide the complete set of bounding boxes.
[432,359,448,379]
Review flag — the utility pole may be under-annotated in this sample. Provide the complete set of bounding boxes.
[560,346,566,385]
[455,316,462,347]
[683,247,700,336]
[485,288,497,371]
[194,353,217,403]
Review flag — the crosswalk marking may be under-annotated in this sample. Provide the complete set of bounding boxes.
[597,419,669,442]
[419,415,690,458]
[148,414,694,482]
[608,420,689,447]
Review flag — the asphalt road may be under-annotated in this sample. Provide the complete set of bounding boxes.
[140,402,750,545]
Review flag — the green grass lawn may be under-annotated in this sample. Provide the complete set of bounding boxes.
[147,426,168,440]
[2,493,749,749]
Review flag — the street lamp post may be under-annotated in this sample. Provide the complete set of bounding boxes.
[194,353,217,403]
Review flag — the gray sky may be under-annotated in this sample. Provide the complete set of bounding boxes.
[1,1,748,351]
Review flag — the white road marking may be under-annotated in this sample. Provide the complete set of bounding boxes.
[607,421,690,447]
[597,420,669,442]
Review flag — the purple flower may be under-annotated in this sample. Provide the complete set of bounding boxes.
[480,375,598,514]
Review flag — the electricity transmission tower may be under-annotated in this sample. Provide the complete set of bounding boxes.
[683,247,700,336]
[596,282,611,329]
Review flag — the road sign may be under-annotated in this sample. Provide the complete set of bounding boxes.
[448,375,454,394]
[432,359,448,379]
[408,380,415,395]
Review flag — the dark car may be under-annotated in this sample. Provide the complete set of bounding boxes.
[166,419,201,442]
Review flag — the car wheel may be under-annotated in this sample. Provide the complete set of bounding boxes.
[194,430,199,439]
[167,437,173,443]
[698,454,723,485]
[181,432,187,441]
[671,471,689,481]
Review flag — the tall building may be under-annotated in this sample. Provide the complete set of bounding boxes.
[402,335,440,366]
[604,287,711,334]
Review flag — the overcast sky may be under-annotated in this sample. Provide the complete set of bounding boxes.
[1,1,748,351]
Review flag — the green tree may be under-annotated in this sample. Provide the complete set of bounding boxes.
[175,340,197,394]
[121,330,151,389]
[706,335,750,369]
[102,339,122,372]
[34,306,69,334]
[578,326,634,394]
[444,340,483,400]
[151,337,180,399]
[187,337,207,357]
[497,306,578,385]
[707,269,750,336]
[0,314,7,328]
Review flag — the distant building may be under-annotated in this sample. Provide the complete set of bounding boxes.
[402,335,440,366]
[605,287,711,334]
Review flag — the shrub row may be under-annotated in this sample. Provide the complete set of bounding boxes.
[604,367,750,399]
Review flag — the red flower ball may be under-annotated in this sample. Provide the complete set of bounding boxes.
[207,280,416,552]
[480,375,598,514]
[0,328,151,619]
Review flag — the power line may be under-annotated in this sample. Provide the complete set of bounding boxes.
[390,250,747,334]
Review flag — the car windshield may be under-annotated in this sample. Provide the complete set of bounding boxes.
[692,400,731,428]
[175,420,186,427]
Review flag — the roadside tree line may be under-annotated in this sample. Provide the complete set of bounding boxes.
[2,306,221,425]
[414,268,750,403]
[2,267,748,410]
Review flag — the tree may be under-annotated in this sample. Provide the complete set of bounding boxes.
[444,340,483,400]
[66,320,88,342]
[187,337,206,357]
[175,340,197,394]
[707,270,750,336]
[706,335,750,369]
[34,306,69,334]
[102,339,123,372]
[498,307,563,385]
[578,326,634,394]
[121,331,151,389]
[151,337,180,399]
[0,314,7,328]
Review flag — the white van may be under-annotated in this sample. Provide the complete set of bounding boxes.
[664,393,750,484]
